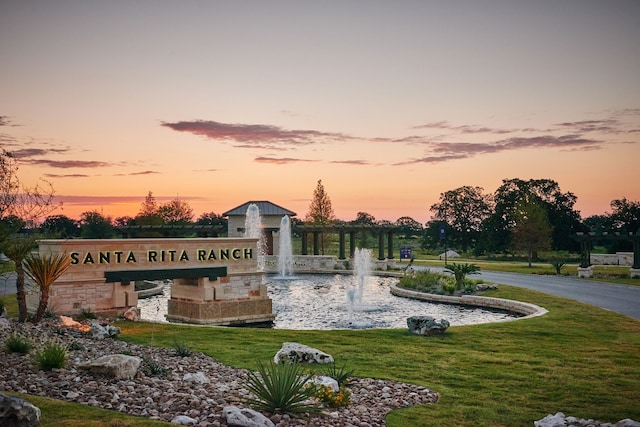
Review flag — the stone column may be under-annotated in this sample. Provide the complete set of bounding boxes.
[339,230,346,260]
[313,231,320,256]
[301,232,308,255]
[378,230,385,260]
[387,231,394,259]
[349,231,356,258]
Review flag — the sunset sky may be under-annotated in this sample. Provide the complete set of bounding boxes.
[1,1,639,224]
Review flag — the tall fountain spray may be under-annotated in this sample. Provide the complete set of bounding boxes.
[277,215,294,278]
[347,247,373,325]
[244,204,266,271]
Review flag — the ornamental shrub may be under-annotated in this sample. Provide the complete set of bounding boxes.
[5,332,32,354]
[34,339,67,370]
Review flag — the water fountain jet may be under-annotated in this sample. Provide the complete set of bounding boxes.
[277,215,294,278]
[347,248,378,328]
[243,203,266,271]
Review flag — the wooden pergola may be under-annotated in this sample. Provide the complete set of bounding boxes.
[295,224,396,260]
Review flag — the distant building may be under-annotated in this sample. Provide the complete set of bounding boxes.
[223,201,296,255]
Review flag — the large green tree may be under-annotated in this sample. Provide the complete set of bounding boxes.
[79,211,115,238]
[510,200,552,267]
[609,197,640,233]
[157,198,194,224]
[350,211,376,247]
[395,216,423,239]
[429,186,493,252]
[40,214,80,238]
[489,178,581,253]
[305,180,336,254]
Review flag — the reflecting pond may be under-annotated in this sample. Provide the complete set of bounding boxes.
[139,274,519,329]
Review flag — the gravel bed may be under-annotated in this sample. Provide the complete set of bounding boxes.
[0,319,439,426]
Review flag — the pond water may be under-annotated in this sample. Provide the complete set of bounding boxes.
[138,274,519,329]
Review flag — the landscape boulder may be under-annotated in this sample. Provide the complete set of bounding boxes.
[534,412,640,427]
[89,321,120,339]
[183,372,210,384]
[123,307,139,321]
[79,354,141,379]
[223,406,275,427]
[273,342,334,364]
[407,316,450,336]
[0,393,41,427]
[171,415,197,425]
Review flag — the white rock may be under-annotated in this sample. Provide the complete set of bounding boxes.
[171,415,197,425]
[310,375,339,392]
[223,406,275,427]
[79,354,141,379]
[273,342,334,364]
[183,372,210,384]
[534,412,566,427]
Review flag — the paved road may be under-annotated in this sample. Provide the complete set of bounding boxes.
[0,272,18,297]
[417,266,640,320]
[3,269,640,320]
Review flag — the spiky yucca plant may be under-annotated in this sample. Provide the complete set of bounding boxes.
[23,252,71,323]
[244,361,320,416]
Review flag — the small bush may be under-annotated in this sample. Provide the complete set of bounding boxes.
[5,332,32,354]
[34,339,67,371]
[173,339,192,357]
[68,340,84,351]
[398,270,446,292]
[318,361,354,387]
[314,384,351,408]
[550,259,566,275]
[244,361,320,415]
[77,308,97,321]
[142,357,171,377]
[442,281,456,295]
[463,281,476,294]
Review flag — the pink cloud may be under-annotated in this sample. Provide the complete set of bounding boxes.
[162,120,352,147]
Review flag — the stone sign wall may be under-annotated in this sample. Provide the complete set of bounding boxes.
[32,238,274,325]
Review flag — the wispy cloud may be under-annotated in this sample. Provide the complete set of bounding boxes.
[161,112,637,168]
[54,194,206,207]
[116,170,160,176]
[328,159,373,165]
[161,120,352,147]
[413,121,516,134]
[44,173,91,178]
[22,159,112,168]
[254,156,319,165]
[394,154,469,165]
[554,119,621,134]
[9,147,71,158]
[396,135,603,165]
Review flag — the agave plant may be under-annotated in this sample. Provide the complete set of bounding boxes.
[23,252,71,323]
[244,361,320,416]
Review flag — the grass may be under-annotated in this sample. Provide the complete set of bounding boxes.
[1,269,640,425]
[112,286,640,426]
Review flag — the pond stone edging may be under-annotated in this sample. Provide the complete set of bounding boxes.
[389,283,548,321]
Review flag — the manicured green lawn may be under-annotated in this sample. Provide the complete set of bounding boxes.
[2,278,640,426]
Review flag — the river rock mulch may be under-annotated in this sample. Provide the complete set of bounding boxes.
[0,318,439,426]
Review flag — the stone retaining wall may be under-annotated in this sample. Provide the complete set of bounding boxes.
[590,252,633,266]
[389,283,548,320]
